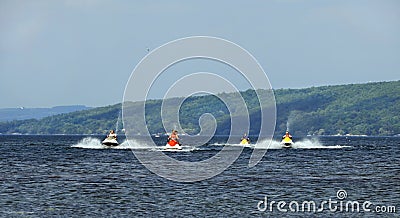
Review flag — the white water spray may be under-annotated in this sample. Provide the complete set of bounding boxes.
[254,138,349,149]
[71,137,157,150]
[115,110,122,134]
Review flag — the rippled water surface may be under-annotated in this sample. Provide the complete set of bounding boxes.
[0,135,399,217]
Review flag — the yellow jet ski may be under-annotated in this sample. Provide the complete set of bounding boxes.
[240,138,250,145]
[281,136,293,148]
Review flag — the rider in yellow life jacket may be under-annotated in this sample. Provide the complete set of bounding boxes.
[282,131,292,139]
[241,133,250,143]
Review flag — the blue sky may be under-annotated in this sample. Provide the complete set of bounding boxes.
[0,0,399,108]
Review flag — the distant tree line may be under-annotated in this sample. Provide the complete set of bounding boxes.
[0,81,399,136]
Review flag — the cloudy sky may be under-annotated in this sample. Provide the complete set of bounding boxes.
[0,0,399,108]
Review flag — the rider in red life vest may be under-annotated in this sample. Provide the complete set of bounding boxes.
[168,130,180,146]
[282,131,292,139]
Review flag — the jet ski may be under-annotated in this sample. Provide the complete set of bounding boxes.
[281,136,293,148]
[240,138,250,145]
[164,139,182,150]
[102,137,119,146]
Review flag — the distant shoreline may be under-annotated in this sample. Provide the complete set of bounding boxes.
[1,134,399,138]
[1,81,399,136]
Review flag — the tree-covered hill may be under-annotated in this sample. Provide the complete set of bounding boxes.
[0,80,399,136]
[274,81,400,136]
[0,105,91,122]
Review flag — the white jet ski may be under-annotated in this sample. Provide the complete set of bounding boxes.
[102,137,119,146]
[164,143,182,150]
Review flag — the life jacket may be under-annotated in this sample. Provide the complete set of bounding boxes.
[168,139,178,146]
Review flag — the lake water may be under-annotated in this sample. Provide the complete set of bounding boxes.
[0,135,398,217]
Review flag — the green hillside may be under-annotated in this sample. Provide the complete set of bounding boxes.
[0,81,399,136]
[274,81,400,136]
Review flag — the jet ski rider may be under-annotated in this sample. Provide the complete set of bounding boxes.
[241,133,250,143]
[108,130,117,140]
[282,131,292,139]
[168,130,180,145]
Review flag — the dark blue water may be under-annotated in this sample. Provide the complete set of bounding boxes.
[0,135,399,217]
